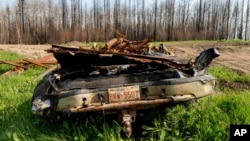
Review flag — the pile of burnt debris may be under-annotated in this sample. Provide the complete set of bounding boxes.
[46,37,219,79]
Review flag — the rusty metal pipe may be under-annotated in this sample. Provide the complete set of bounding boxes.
[69,98,173,113]
[23,59,50,69]
[0,60,28,69]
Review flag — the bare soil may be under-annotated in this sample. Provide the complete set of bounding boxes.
[163,41,250,75]
[0,44,51,59]
[0,41,250,75]
[218,79,250,90]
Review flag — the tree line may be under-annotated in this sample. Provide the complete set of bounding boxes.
[0,0,249,44]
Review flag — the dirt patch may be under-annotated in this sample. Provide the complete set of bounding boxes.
[0,44,51,59]
[0,41,250,75]
[162,41,250,75]
[64,41,86,47]
[218,79,250,90]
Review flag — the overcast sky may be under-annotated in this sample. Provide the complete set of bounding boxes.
[1,0,16,7]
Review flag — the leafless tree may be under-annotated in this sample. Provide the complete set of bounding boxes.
[238,0,244,39]
[245,0,250,40]
[61,0,68,30]
[153,0,157,40]
[0,0,250,44]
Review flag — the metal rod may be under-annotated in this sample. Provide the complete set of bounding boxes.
[69,98,173,113]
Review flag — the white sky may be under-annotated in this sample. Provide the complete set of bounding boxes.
[0,0,16,7]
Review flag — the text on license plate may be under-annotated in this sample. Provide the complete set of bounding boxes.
[108,85,140,103]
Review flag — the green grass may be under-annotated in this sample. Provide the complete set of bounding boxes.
[218,39,250,44]
[1,50,250,141]
[209,66,250,83]
[140,90,250,141]
[0,50,22,60]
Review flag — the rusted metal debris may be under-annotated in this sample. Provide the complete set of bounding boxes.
[47,38,218,75]
[0,54,57,77]
[23,59,50,69]
[0,60,28,69]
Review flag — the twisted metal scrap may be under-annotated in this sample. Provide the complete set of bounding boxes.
[48,37,194,71]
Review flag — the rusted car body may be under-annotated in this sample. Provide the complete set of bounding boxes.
[31,39,219,137]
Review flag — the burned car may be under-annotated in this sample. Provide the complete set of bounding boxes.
[31,38,219,137]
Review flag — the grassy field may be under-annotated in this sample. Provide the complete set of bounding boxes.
[0,50,250,141]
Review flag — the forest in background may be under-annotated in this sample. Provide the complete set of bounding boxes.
[0,0,249,44]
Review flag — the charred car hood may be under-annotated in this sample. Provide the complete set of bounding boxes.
[32,39,219,137]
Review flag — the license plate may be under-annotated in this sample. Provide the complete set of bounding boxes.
[108,85,140,103]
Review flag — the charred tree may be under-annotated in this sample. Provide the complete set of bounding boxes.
[245,0,250,40]
[153,0,157,40]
